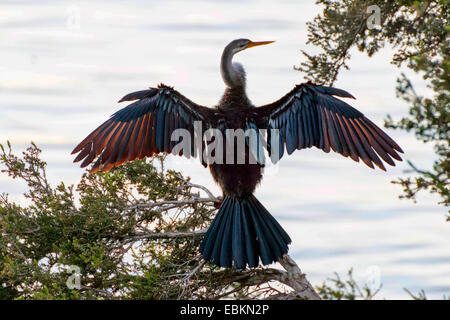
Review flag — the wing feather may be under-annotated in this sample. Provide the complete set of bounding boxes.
[72,85,213,172]
[257,82,403,170]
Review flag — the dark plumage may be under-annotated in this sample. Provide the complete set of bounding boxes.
[72,38,404,269]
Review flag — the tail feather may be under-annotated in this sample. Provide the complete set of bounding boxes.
[200,194,291,269]
[247,199,276,265]
[254,197,291,246]
[219,203,233,267]
[240,202,258,267]
[206,198,231,264]
[201,198,227,261]
[231,203,244,268]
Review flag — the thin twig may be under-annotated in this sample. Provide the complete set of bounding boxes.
[121,228,208,242]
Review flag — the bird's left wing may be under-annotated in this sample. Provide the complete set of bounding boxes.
[72,84,214,173]
[255,82,404,170]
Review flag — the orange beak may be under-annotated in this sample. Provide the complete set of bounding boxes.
[245,40,275,49]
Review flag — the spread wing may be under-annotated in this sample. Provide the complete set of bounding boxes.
[256,82,404,170]
[71,84,213,173]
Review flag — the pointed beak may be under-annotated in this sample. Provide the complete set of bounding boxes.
[245,40,275,49]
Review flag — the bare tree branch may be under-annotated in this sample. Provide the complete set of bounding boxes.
[277,254,321,300]
[122,228,207,242]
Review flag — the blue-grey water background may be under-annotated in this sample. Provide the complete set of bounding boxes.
[0,0,448,299]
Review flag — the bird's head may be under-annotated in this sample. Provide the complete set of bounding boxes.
[221,39,275,89]
[226,39,275,55]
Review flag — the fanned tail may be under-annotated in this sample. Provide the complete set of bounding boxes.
[199,194,291,269]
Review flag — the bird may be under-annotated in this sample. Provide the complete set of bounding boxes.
[72,38,404,270]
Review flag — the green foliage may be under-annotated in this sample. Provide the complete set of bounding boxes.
[404,288,449,300]
[404,288,428,300]
[299,0,449,217]
[0,143,222,299]
[316,268,380,300]
[317,270,450,300]
[0,143,305,300]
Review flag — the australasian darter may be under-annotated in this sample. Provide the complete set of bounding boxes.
[72,39,404,269]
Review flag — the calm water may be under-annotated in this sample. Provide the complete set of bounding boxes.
[0,0,448,299]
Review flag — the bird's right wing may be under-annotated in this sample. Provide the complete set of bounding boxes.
[255,82,404,170]
[72,84,214,172]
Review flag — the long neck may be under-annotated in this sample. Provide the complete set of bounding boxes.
[220,49,245,89]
